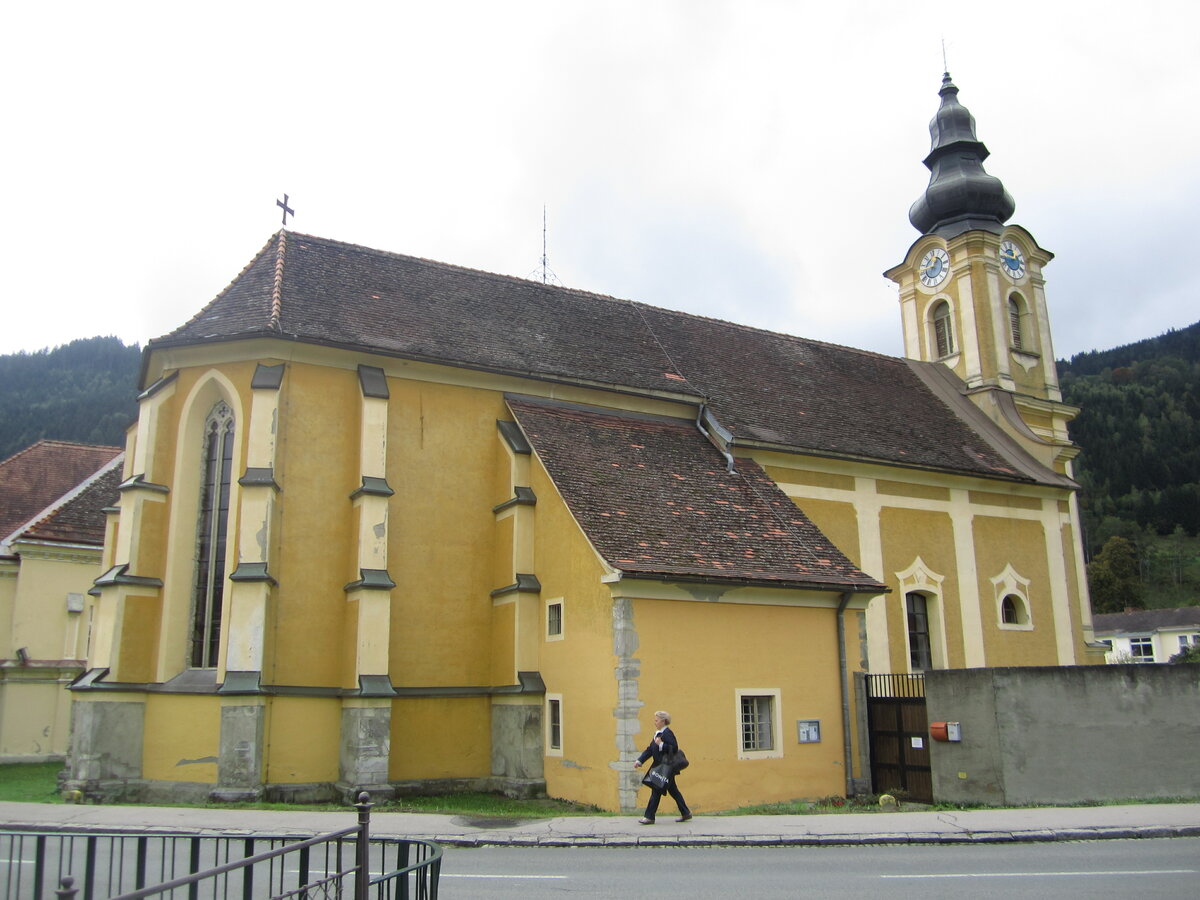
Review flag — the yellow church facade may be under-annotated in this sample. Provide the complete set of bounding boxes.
[65,74,1102,812]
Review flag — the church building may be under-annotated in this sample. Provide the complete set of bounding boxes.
[66,74,1102,812]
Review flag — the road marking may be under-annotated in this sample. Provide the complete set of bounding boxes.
[882,870,1196,879]
[443,874,569,879]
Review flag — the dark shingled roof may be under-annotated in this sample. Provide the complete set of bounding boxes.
[1092,607,1200,636]
[0,441,122,544]
[23,464,122,546]
[151,231,1046,483]
[506,395,887,593]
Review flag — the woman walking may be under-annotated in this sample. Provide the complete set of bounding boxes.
[633,710,691,824]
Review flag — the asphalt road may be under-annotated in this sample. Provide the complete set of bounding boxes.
[438,838,1200,898]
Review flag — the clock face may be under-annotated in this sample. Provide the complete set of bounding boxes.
[999,240,1027,279]
[919,247,950,287]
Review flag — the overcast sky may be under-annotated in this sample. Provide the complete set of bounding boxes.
[4,1,1197,362]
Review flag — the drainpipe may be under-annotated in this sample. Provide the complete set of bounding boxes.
[836,591,855,798]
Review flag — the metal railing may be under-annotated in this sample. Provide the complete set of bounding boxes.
[864,672,925,698]
[1,793,440,900]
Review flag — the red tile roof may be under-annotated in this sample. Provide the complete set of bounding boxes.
[507,396,887,593]
[23,463,122,546]
[0,441,122,544]
[151,232,1058,485]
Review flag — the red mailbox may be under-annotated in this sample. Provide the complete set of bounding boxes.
[930,721,962,742]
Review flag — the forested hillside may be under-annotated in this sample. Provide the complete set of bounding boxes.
[1058,321,1200,610]
[0,337,140,461]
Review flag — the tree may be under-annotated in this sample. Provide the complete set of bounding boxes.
[1169,644,1200,664]
[1087,536,1143,613]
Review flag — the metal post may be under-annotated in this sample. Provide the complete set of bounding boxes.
[355,791,373,900]
[56,876,78,900]
[34,834,47,900]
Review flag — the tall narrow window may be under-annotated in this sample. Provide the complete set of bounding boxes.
[1008,296,1023,350]
[906,592,933,672]
[932,302,954,358]
[191,402,235,668]
[547,697,562,751]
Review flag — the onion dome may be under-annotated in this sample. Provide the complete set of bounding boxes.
[908,73,1015,238]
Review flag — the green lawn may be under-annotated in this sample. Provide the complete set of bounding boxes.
[0,761,65,804]
[0,763,604,817]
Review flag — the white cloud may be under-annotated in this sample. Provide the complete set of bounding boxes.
[3,0,1198,360]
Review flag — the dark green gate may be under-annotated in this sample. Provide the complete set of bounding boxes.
[865,673,932,803]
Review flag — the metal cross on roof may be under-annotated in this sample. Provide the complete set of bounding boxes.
[276,194,295,227]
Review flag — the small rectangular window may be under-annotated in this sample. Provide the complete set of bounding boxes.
[741,695,774,751]
[736,689,782,759]
[546,599,564,641]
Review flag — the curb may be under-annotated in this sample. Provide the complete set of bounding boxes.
[408,823,1200,848]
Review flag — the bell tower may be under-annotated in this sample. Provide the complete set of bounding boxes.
[886,72,1078,474]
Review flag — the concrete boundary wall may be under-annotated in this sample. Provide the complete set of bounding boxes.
[924,665,1200,806]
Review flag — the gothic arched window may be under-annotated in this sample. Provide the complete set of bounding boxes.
[1008,296,1024,350]
[931,301,954,358]
[191,401,235,668]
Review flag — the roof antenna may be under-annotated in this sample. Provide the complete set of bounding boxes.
[276,193,295,228]
[941,37,949,74]
[529,205,561,285]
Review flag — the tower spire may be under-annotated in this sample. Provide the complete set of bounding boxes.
[908,73,1015,238]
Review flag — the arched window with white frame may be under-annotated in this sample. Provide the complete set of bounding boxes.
[992,564,1034,632]
[931,300,954,358]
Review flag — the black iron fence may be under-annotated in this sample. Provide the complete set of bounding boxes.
[1,794,440,900]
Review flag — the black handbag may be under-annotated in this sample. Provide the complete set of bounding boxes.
[669,747,689,773]
[642,762,672,791]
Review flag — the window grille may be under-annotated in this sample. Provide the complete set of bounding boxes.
[740,695,774,751]
[547,601,562,637]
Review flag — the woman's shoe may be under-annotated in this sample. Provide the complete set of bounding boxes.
[676,813,692,822]
[638,817,654,825]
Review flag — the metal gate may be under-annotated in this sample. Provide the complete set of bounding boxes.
[865,673,932,803]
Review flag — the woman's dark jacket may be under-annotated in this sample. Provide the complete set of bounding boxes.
[637,727,679,767]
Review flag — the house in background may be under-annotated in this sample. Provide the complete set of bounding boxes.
[0,440,122,762]
[1092,607,1200,663]
[65,74,1102,812]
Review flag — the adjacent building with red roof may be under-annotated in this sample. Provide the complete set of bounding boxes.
[0,440,122,761]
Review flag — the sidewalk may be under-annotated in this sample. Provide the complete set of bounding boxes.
[3,801,1199,847]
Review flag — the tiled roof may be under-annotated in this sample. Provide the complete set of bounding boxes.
[1092,607,1200,636]
[23,463,122,546]
[151,231,1047,483]
[0,441,122,543]
[506,395,887,593]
